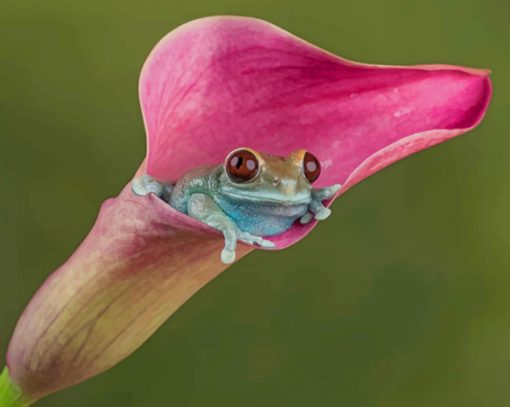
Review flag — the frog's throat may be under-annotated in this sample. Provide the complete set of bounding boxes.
[220,190,310,205]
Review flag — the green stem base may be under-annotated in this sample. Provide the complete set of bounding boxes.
[0,368,33,407]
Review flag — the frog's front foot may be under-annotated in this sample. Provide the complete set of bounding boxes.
[131,175,172,200]
[215,228,275,265]
[221,230,275,264]
[238,231,276,249]
[300,184,341,224]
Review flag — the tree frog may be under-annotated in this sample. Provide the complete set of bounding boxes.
[132,148,341,264]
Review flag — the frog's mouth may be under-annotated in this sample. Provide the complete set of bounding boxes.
[220,190,310,206]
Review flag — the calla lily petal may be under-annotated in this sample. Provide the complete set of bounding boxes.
[6,181,252,400]
[140,16,490,247]
[3,15,491,404]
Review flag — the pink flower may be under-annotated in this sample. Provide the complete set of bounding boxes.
[1,16,491,405]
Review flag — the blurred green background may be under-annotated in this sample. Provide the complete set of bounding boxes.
[0,0,508,406]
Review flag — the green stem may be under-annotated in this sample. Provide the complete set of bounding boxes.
[0,368,33,407]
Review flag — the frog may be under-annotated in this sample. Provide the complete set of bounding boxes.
[132,148,341,264]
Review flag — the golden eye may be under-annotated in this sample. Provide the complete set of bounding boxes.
[303,152,321,183]
[225,149,259,183]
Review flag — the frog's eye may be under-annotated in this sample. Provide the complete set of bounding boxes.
[303,152,321,183]
[225,149,260,183]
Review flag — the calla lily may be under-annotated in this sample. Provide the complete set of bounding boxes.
[0,16,491,406]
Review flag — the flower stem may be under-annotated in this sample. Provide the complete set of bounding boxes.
[0,367,32,407]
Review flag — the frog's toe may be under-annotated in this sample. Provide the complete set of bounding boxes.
[314,207,331,221]
[131,175,164,197]
[329,184,342,195]
[299,212,314,224]
[313,184,342,200]
[239,232,275,248]
[258,238,276,248]
[238,232,256,245]
[221,248,236,264]
[309,200,332,221]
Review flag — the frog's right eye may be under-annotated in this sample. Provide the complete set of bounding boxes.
[303,152,321,183]
[225,149,259,183]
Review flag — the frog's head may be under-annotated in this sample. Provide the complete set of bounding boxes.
[218,147,321,205]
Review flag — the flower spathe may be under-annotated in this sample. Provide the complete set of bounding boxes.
[3,16,491,404]
[140,17,490,247]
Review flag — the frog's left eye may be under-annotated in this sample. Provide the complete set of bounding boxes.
[225,149,260,183]
[303,152,321,183]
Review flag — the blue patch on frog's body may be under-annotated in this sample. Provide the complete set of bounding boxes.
[215,195,308,236]
[167,166,311,237]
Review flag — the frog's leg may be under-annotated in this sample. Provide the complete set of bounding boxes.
[187,193,274,264]
[131,175,173,201]
[300,184,342,224]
